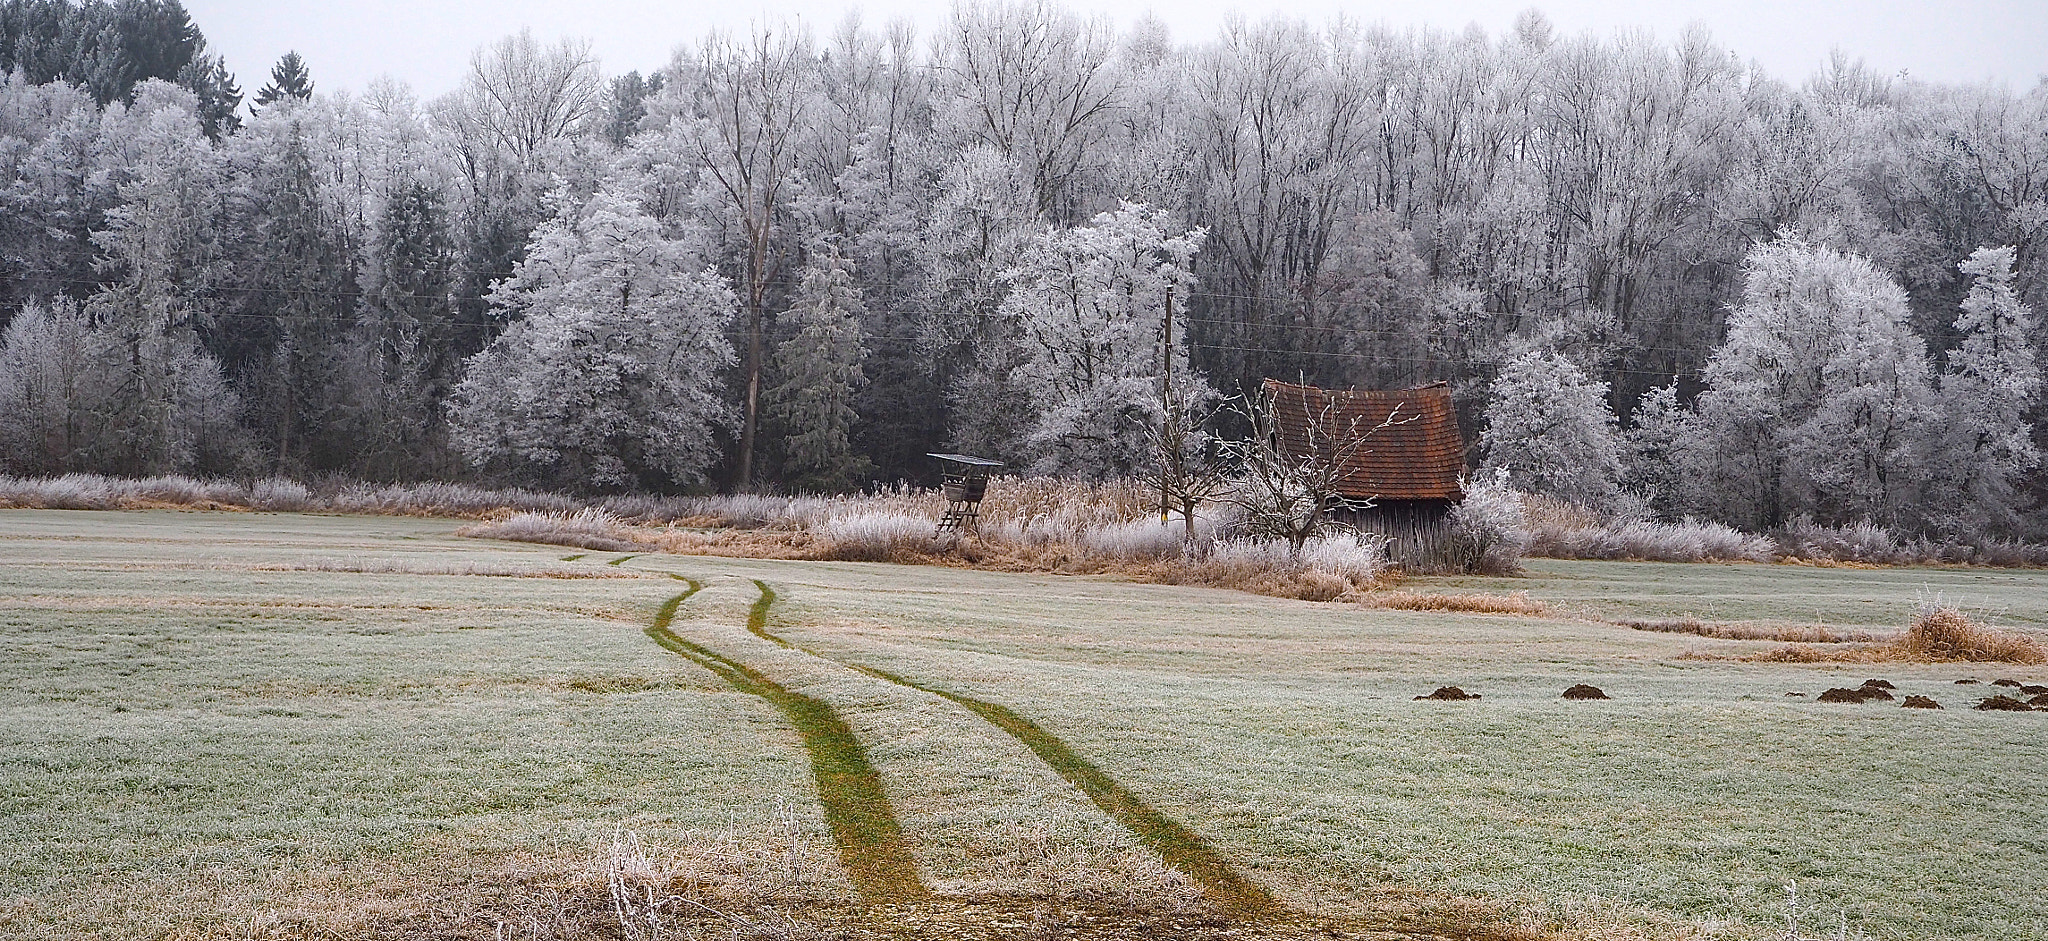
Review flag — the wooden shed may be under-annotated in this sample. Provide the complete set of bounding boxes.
[1262,378,1468,565]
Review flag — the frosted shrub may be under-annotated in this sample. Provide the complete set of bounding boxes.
[332,481,579,517]
[1199,535,1386,599]
[1079,519,1188,560]
[815,512,935,561]
[1776,517,1905,563]
[1528,514,1773,562]
[132,475,245,506]
[3,473,116,509]
[247,477,313,511]
[1444,470,1529,574]
[461,508,642,552]
[1294,534,1389,583]
[679,492,797,528]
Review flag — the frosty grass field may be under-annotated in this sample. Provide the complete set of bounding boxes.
[2,509,2045,940]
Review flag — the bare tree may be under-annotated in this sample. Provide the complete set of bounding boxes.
[454,30,604,168]
[1221,382,1412,550]
[939,0,1123,222]
[668,25,815,488]
[1134,381,1228,540]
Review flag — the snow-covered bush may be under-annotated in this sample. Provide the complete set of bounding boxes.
[1444,470,1530,575]
[814,513,935,561]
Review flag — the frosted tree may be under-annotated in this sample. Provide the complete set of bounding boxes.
[767,249,872,492]
[1477,349,1624,510]
[1621,381,1699,518]
[448,188,737,489]
[1936,246,2041,535]
[1694,235,1935,528]
[78,82,245,476]
[1003,201,1207,478]
[922,144,1041,465]
[445,31,603,167]
[0,299,93,474]
[658,24,815,488]
[938,0,1122,222]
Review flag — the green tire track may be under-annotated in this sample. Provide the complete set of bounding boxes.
[741,578,1280,919]
[643,579,928,902]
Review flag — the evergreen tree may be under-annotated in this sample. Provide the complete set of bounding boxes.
[1937,245,2042,535]
[175,49,239,138]
[767,248,872,492]
[253,50,311,107]
[351,177,457,478]
[602,70,658,148]
[1478,349,1624,510]
[77,83,245,474]
[1621,381,1698,518]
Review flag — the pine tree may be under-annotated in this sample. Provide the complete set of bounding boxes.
[253,50,312,107]
[1937,246,2042,535]
[767,249,872,492]
[176,50,241,139]
[1478,349,1624,510]
[351,178,458,478]
[1621,381,1698,518]
[241,124,355,472]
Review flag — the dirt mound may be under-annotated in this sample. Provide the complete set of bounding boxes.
[1974,695,2036,711]
[1901,695,1942,709]
[1561,684,1610,700]
[2021,684,2048,696]
[1818,687,1876,703]
[1993,678,2022,687]
[1416,686,1480,701]
[2029,693,2048,707]
[1856,685,1895,701]
[1955,678,1981,684]
[1860,678,1895,689]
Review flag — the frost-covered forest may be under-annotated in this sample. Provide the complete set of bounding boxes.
[2,0,2045,542]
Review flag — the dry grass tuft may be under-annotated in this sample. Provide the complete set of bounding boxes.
[1361,590,1547,616]
[1894,605,2048,664]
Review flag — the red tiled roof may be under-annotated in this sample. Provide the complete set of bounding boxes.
[1262,379,1467,501]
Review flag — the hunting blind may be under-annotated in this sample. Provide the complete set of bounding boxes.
[928,453,1003,534]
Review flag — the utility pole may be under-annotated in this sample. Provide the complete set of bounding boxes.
[1160,285,1174,523]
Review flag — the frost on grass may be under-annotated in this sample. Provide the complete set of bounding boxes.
[248,557,652,579]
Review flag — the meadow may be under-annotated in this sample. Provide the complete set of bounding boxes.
[2,509,2044,940]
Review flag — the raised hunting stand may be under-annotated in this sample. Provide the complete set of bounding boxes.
[929,453,1003,535]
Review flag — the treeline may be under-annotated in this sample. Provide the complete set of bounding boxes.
[1,1,2045,540]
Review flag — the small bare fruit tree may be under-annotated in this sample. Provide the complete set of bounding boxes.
[1222,383,1412,551]
[1135,383,1230,541]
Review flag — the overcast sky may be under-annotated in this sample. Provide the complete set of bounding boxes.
[184,0,2046,100]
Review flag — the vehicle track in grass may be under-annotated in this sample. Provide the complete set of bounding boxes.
[737,577,1279,920]
[643,578,928,902]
